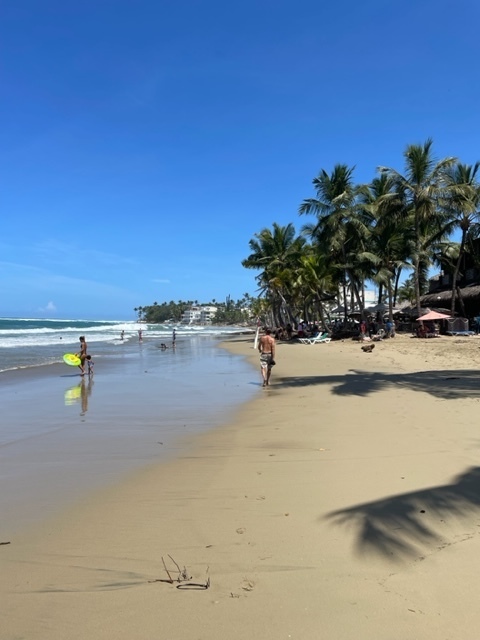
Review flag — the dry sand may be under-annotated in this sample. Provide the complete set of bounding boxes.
[2,333,480,639]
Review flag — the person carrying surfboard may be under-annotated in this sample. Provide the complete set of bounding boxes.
[76,336,88,375]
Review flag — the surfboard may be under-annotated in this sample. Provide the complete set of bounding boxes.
[63,353,81,367]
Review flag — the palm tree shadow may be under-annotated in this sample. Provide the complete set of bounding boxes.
[276,369,480,400]
[325,466,480,561]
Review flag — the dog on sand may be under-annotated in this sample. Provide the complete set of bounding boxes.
[361,343,375,353]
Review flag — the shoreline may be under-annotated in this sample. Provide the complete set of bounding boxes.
[0,336,258,537]
[3,334,480,638]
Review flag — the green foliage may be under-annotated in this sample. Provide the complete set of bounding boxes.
[242,139,480,323]
[133,296,255,325]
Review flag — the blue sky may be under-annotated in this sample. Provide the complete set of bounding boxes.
[1,0,479,319]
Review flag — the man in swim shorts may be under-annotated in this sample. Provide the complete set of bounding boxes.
[258,327,276,387]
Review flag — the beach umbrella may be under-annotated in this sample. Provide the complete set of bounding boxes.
[417,310,451,321]
[367,302,389,313]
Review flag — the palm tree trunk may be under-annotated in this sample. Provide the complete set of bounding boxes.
[387,278,394,322]
[378,284,383,305]
[393,267,402,307]
[414,251,422,317]
[451,229,467,316]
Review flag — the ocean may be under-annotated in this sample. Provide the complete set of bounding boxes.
[0,317,253,372]
[0,318,259,535]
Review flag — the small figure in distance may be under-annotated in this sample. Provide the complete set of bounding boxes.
[86,354,94,375]
[138,328,143,342]
[172,328,176,347]
[76,335,87,376]
[120,330,125,340]
[160,343,169,349]
[258,327,276,388]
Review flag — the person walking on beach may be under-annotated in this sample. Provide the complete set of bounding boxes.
[76,336,87,376]
[258,327,276,387]
[138,328,143,342]
[120,330,124,340]
[172,328,176,346]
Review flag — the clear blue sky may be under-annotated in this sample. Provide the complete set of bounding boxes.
[1,0,479,319]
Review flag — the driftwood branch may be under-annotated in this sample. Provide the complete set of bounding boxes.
[149,557,210,589]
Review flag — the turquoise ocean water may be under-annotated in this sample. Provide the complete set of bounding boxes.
[0,318,258,535]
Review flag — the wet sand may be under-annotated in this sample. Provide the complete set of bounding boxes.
[2,334,480,639]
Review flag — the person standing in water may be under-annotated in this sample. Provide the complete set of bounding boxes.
[258,327,276,387]
[76,335,87,376]
[172,328,176,346]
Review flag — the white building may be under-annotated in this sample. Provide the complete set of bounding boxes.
[200,306,217,323]
[181,307,201,324]
[181,306,217,324]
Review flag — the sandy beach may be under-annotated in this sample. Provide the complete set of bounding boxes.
[2,333,480,639]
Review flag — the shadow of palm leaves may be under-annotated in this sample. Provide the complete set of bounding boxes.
[325,467,480,560]
[277,369,480,400]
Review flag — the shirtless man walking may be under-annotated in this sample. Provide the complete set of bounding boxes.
[258,327,276,387]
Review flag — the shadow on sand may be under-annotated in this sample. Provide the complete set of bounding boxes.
[325,466,480,561]
[276,369,480,400]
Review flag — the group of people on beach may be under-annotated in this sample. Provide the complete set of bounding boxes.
[76,336,94,376]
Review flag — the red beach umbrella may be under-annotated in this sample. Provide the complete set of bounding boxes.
[417,310,451,321]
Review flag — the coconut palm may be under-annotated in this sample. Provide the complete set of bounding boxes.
[299,164,369,318]
[379,139,456,315]
[294,252,337,329]
[441,162,480,315]
[358,174,412,319]
[242,223,307,326]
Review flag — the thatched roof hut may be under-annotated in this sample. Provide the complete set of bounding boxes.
[421,284,480,317]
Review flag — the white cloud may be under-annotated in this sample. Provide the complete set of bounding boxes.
[39,301,57,313]
[152,278,170,284]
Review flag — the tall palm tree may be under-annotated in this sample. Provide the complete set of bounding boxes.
[299,164,367,318]
[441,162,480,315]
[242,223,307,325]
[379,139,456,316]
[358,174,411,320]
[294,252,336,329]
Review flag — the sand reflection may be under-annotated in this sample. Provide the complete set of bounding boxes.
[64,377,94,414]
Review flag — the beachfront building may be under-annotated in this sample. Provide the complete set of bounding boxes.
[181,307,201,324]
[199,306,217,323]
[181,306,218,324]
[333,288,378,315]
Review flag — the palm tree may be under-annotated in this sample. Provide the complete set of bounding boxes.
[299,164,369,318]
[441,162,480,315]
[379,139,456,316]
[294,252,336,329]
[242,222,307,326]
[358,174,411,320]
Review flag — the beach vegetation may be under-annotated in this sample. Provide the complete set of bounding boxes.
[242,139,480,328]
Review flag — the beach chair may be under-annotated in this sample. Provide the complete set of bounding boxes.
[299,332,331,345]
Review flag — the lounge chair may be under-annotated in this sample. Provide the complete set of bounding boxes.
[299,332,332,345]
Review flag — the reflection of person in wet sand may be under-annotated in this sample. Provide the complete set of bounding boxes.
[80,376,94,416]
